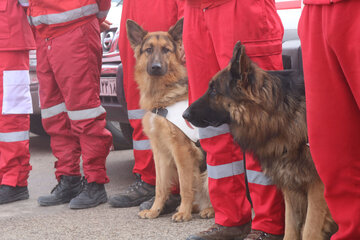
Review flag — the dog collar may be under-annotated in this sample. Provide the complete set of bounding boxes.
[151,107,168,118]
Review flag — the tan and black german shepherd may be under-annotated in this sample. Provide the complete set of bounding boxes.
[183,42,338,239]
[126,18,214,222]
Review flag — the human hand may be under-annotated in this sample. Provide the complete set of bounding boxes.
[100,20,112,32]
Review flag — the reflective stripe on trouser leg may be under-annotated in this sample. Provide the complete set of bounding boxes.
[67,106,112,184]
[246,153,285,235]
[0,52,32,187]
[41,103,81,180]
[128,109,155,186]
[199,125,252,227]
[0,115,32,187]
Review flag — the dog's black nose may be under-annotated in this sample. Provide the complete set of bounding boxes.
[151,62,162,71]
[182,108,190,121]
[148,61,166,76]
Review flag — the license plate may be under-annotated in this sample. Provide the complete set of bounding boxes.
[100,77,117,96]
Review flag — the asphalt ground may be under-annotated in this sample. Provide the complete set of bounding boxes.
[0,135,213,240]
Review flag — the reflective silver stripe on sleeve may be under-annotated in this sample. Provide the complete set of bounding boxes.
[128,109,146,120]
[67,106,106,121]
[41,103,67,119]
[0,131,29,143]
[133,139,151,151]
[246,170,273,186]
[29,4,99,26]
[207,160,244,179]
[198,124,230,139]
[18,0,29,6]
[96,10,109,19]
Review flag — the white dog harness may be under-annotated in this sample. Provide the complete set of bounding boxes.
[152,100,199,142]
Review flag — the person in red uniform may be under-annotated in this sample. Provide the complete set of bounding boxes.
[0,0,35,205]
[183,0,285,239]
[298,0,360,239]
[26,0,113,209]
[108,0,184,211]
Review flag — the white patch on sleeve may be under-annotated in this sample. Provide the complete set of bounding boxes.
[2,70,33,114]
[166,100,199,142]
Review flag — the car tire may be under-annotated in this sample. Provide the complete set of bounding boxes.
[106,120,133,150]
[119,122,133,146]
[30,115,48,136]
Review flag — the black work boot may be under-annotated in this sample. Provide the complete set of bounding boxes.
[139,194,181,215]
[109,174,155,208]
[38,175,82,206]
[69,179,107,209]
[186,222,252,240]
[0,185,29,204]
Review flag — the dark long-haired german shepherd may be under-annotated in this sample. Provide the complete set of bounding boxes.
[126,18,214,222]
[183,42,338,239]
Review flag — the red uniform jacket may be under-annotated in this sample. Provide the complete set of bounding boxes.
[27,0,110,39]
[0,0,35,51]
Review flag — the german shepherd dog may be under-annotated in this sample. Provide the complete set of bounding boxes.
[126,18,214,222]
[183,42,338,239]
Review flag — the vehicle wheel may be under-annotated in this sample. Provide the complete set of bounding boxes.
[106,121,133,150]
[30,115,48,136]
[119,122,133,145]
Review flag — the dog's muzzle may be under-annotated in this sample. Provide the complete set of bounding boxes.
[148,62,167,76]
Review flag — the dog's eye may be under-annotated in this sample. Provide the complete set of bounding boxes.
[145,48,153,54]
[162,47,170,53]
[209,87,217,97]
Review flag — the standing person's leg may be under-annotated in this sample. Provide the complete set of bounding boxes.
[0,51,32,204]
[109,0,183,209]
[205,1,285,237]
[299,3,360,239]
[40,19,112,209]
[244,154,285,238]
[184,4,252,240]
[185,0,285,238]
[36,32,83,207]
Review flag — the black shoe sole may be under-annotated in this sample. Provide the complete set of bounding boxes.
[109,195,154,208]
[0,190,29,205]
[37,197,72,206]
[69,193,108,209]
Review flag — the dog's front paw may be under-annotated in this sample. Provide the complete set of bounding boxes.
[138,209,160,219]
[171,211,192,222]
[199,207,215,219]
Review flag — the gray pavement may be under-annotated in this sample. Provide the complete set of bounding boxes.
[0,135,213,240]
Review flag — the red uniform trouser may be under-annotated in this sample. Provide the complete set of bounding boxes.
[36,19,112,184]
[119,0,184,185]
[298,2,360,239]
[183,0,285,234]
[0,51,32,187]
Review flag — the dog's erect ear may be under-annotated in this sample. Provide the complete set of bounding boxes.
[168,18,184,42]
[126,19,148,49]
[230,41,251,82]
